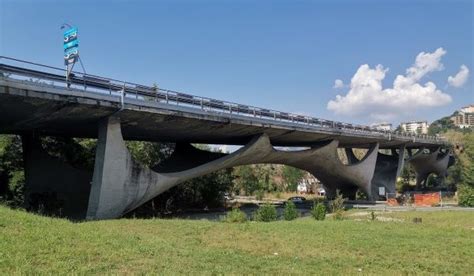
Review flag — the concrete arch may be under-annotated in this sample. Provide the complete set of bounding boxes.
[408,147,453,188]
[86,116,383,219]
[86,117,274,219]
[370,146,406,199]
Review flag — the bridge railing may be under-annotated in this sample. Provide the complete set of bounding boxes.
[0,56,443,144]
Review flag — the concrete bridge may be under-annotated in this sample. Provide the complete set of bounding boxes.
[0,57,454,220]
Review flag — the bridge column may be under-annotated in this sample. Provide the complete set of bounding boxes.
[86,116,161,220]
[370,146,405,200]
[319,143,379,200]
[21,133,92,219]
[408,148,454,189]
[85,116,272,220]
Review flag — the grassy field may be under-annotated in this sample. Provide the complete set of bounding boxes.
[0,206,473,274]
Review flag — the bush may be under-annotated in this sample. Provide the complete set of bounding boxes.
[311,202,326,220]
[224,208,247,223]
[283,201,298,221]
[330,191,346,220]
[254,203,277,222]
[370,211,376,221]
[255,190,264,201]
[6,170,25,207]
[458,185,474,207]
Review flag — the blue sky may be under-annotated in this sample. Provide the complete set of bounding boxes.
[1,0,473,126]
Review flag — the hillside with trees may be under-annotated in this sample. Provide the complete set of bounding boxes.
[426,113,473,206]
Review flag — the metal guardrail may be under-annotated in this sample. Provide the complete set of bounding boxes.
[0,56,443,143]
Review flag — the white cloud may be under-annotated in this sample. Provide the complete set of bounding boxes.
[333,79,344,89]
[448,65,469,87]
[327,48,452,120]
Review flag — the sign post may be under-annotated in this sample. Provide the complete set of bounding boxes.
[63,26,79,87]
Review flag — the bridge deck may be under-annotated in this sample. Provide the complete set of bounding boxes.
[0,77,445,149]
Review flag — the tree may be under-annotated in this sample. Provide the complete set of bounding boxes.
[282,166,304,192]
[0,135,24,206]
[460,133,474,186]
[428,114,457,135]
[126,140,173,168]
[233,165,260,195]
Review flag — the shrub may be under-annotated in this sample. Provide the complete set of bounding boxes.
[224,208,247,223]
[6,170,25,207]
[283,201,298,221]
[458,185,474,207]
[311,202,326,220]
[330,191,346,220]
[370,211,376,221]
[255,190,264,201]
[254,203,277,222]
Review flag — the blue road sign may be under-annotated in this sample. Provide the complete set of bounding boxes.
[64,39,79,50]
[63,27,79,65]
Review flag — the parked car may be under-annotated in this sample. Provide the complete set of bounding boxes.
[287,196,307,204]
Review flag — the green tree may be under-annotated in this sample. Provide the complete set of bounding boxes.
[460,133,474,186]
[428,114,457,135]
[0,135,24,206]
[282,166,304,192]
[126,140,173,168]
[233,165,260,195]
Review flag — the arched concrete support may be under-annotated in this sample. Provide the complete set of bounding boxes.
[86,116,274,220]
[262,142,379,199]
[370,146,405,200]
[21,134,92,219]
[408,148,453,188]
[86,116,381,219]
[305,142,379,200]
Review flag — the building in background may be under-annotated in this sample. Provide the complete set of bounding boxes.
[399,121,429,134]
[450,104,474,128]
[297,173,321,194]
[371,123,392,131]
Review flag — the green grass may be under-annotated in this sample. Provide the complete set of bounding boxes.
[0,206,473,274]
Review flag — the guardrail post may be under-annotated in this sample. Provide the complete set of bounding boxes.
[120,83,125,110]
